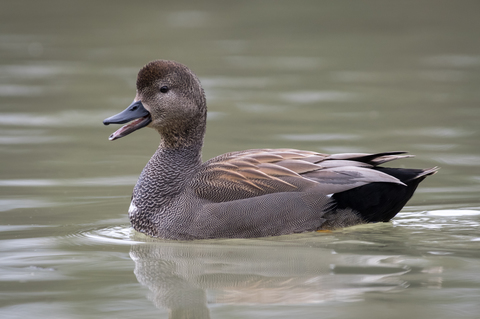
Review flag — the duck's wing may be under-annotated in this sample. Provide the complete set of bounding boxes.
[192,149,409,203]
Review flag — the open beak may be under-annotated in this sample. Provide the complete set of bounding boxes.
[103,100,152,141]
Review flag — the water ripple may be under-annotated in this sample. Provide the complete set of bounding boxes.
[0,110,120,127]
[279,133,359,142]
[0,176,138,187]
[433,154,480,166]
[0,64,67,78]
[225,56,324,70]
[394,127,473,138]
[281,90,357,104]
[0,199,58,212]
[426,209,480,217]
[202,76,271,89]
[83,225,138,245]
[166,11,210,28]
[423,54,480,68]
[0,135,68,144]
[0,85,43,96]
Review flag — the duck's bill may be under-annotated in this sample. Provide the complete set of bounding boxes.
[103,100,152,141]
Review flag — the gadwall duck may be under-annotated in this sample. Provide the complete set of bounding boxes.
[103,60,438,240]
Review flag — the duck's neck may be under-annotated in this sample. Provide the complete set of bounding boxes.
[133,142,203,211]
[132,101,207,213]
[158,110,207,150]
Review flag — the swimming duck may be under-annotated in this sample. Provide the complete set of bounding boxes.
[103,60,438,240]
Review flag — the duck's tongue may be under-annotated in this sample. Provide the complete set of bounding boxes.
[107,115,151,141]
[103,100,152,141]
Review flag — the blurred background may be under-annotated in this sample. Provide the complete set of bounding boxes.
[1,1,479,318]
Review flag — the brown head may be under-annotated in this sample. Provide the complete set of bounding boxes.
[104,60,207,149]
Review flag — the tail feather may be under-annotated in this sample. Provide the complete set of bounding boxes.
[412,166,439,180]
[332,166,439,223]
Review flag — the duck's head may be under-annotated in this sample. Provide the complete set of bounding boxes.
[103,60,207,146]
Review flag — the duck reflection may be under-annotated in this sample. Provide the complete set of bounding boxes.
[129,235,418,318]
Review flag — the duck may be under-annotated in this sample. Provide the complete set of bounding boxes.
[103,60,438,240]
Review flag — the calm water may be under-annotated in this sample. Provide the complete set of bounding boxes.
[1,1,480,318]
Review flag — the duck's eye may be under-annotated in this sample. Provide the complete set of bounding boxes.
[160,86,169,93]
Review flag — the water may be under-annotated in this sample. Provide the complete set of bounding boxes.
[1,1,480,318]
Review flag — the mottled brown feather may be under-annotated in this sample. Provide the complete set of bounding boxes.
[273,159,323,174]
[256,163,301,177]
[246,153,284,162]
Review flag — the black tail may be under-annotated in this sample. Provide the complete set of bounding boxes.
[332,167,438,222]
